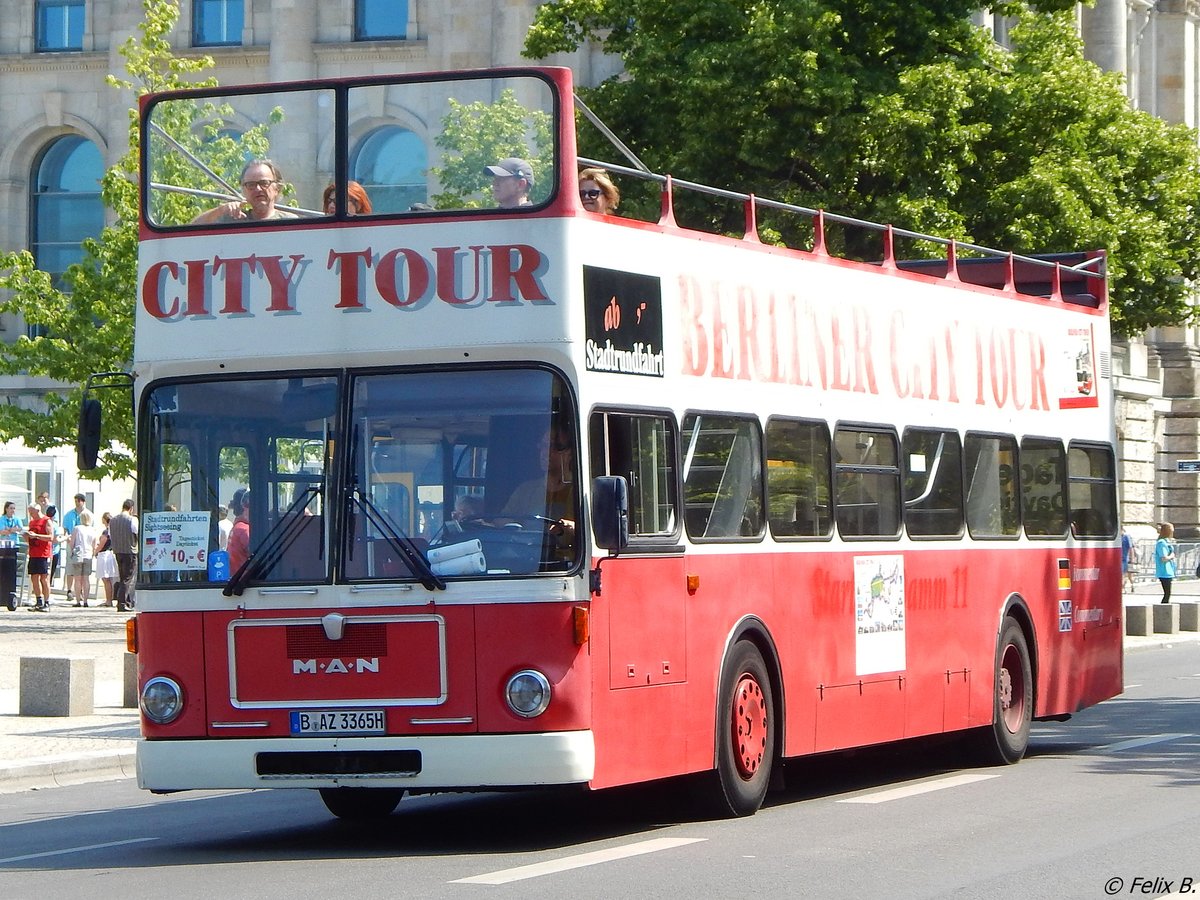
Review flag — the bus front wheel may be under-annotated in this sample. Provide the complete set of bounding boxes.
[318,787,404,820]
[707,640,775,817]
[973,616,1033,765]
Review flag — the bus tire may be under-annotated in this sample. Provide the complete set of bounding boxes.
[707,640,775,817]
[318,787,403,820]
[973,616,1033,765]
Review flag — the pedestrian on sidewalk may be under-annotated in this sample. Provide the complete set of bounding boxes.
[108,499,138,612]
[69,510,98,607]
[94,511,117,606]
[1121,525,1138,593]
[61,493,89,604]
[24,505,56,610]
[0,501,23,548]
[1155,522,1177,604]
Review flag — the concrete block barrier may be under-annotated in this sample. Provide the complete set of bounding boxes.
[1153,603,1181,635]
[19,657,95,717]
[1125,605,1153,637]
[1180,602,1199,632]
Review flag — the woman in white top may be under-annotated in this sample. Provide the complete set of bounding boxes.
[93,511,118,606]
[69,511,99,607]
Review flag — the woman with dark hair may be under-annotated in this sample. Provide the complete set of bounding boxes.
[228,489,251,574]
[322,180,373,215]
[1155,522,1177,603]
[94,511,117,606]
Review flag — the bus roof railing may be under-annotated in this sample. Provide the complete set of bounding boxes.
[574,153,1106,303]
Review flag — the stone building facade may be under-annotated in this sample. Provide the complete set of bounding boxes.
[0,0,1196,537]
[0,0,612,512]
[1079,0,1200,540]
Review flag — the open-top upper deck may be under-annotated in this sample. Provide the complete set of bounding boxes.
[136,65,1109,428]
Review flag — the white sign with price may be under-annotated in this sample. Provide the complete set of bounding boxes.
[142,511,211,571]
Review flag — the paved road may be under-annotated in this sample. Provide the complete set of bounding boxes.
[0,582,1196,795]
[0,643,1195,899]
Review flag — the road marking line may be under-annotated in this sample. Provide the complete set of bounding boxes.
[1095,733,1191,753]
[837,772,1003,804]
[0,837,156,865]
[451,837,707,885]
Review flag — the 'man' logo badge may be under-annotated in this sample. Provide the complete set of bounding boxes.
[293,658,380,675]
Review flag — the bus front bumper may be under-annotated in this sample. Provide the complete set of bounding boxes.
[136,731,596,792]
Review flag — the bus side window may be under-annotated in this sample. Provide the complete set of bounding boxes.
[681,413,763,541]
[1067,443,1117,538]
[765,417,832,539]
[833,425,900,539]
[902,428,964,539]
[588,411,678,539]
[964,433,1020,538]
[1020,437,1067,538]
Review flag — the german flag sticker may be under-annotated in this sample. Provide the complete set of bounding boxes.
[1058,558,1071,590]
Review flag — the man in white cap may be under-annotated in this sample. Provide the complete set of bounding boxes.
[484,157,534,208]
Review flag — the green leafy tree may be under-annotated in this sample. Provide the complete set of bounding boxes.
[0,0,215,479]
[0,0,291,479]
[525,0,1200,335]
[430,89,553,208]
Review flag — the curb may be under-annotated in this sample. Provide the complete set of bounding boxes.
[0,748,136,794]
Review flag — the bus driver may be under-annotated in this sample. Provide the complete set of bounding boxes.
[501,423,576,556]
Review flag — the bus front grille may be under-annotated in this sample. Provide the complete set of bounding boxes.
[256,750,421,777]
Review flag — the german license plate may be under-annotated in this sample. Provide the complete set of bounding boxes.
[289,709,386,735]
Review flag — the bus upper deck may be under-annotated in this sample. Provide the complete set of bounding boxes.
[137,65,1106,368]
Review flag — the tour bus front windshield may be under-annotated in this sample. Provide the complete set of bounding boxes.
[143,72,559,226]
[141,368,580,588]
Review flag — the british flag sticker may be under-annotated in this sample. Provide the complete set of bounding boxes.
[1059,599,1073,632]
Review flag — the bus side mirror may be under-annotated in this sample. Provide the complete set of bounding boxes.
[591,475,629,553]
[77,398,102,471]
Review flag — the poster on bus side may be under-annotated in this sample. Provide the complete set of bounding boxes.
[142,511,211,572]
[854,555,906,675]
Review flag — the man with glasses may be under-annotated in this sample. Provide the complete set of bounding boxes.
[192,159,298,224]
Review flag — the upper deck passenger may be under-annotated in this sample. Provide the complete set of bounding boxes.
[322,180,372,216]
[485,157,533,209]
[191,160,299,225]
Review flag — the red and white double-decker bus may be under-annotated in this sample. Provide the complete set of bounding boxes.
[85,65,1122,819]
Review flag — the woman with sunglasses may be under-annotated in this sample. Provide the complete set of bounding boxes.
[578,167,620,215]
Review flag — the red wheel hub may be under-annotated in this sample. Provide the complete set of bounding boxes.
[731,674,768,779]
[998,644,1025,733]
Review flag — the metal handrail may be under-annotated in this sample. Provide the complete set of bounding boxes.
[574,152,1105,284]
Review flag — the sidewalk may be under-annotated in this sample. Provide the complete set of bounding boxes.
[0,594,138,794]
[0,585,1197,795]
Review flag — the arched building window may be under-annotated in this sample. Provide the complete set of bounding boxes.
[351,127,427,213]
[29,135,104,335]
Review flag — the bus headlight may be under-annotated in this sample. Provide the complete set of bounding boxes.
[141,676,184,724]
[505,669,551,718]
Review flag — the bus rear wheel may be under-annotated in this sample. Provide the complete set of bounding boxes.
[318,787,404,820]
[972,616,1033,765]
[706,640,775,818]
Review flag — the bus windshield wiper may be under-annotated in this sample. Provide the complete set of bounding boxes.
[348,488,446,591]
[223,485,323,597]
